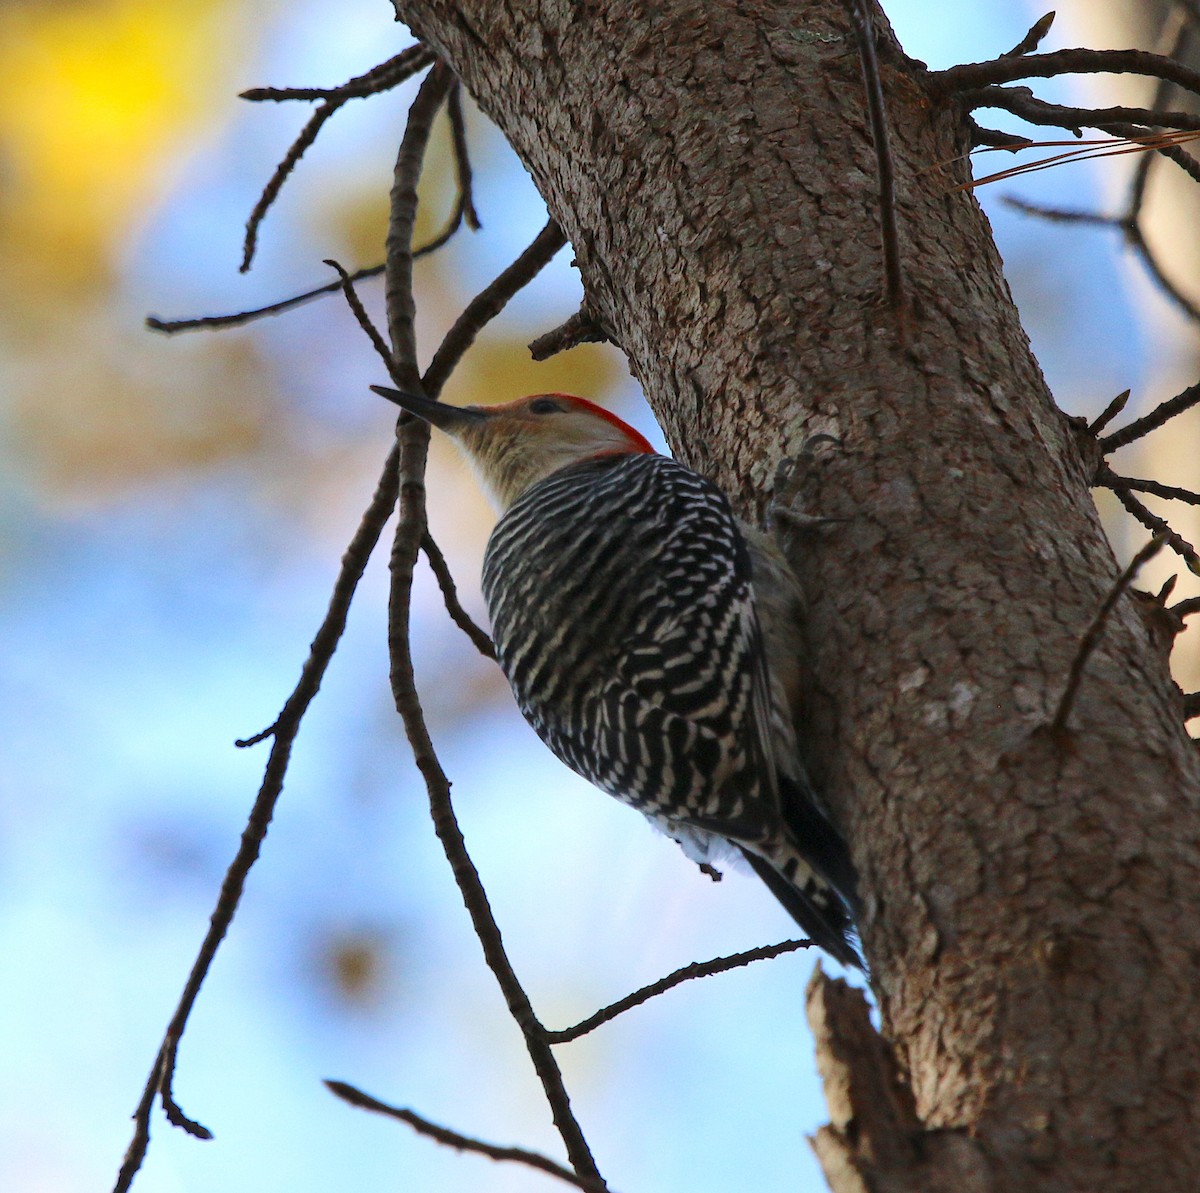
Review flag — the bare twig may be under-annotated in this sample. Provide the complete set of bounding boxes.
[447,83,481,230]
[1106,475,1200,506]
[1001,197,1200,325]
[324,1082,608,1193]
[929,47,1200,101]
[963,87,1200,135]
[1173,597,1200,619]
[240,47,436,273]
[1003,12,1056,59]
[113,446,402,1193]
[1129,21,1194,213]
[388,431,606,1184]
[386,63,454,392]
[148,264,386,334]
[1002,196,1114,226]
[377,67,605,1187]
[1088,389,1132,436]
[424,219,567,394]
[970,121,1035,150]
[421,532,495,658]
[241,44,434,103]
[147,193,477,336]
[545,939,812,1044]
[529,306,609,361]
[324,259,397,376]
[1100,381,1200,450]
[241,99,341,272]
[843,0,906,318]
[1112,489,1200,574]
[1051,535,1167,735]
[1121,219,1200,324]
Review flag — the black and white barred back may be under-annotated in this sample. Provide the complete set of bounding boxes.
[482,453,861,967]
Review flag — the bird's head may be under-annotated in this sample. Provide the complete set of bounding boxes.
[371,387,656,510]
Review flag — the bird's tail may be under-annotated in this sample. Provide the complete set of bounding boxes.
[739,845,864,970]
[745,771,864,969]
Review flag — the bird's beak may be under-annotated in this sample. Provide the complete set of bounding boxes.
[370,385,489,433]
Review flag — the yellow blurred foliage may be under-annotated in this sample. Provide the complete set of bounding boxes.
[442,337,623,411]
[0,0,242,285]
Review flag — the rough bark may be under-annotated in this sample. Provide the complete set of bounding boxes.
[392,1,1200,1189]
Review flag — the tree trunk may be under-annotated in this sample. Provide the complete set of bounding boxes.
[392,1,1200,1188]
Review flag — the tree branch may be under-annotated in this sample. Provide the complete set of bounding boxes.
[544,939,811,1044]
[377,64,606,1189]
[930,47,1200,101]
[421,531,495,658]
[1100,380,1200,450]
[112,445,401,1193]
[424,219,566,394]
[240,46,436,272]
[324,1081,608,1192]
[529,305,609,361]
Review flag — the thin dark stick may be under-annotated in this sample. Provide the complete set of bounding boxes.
[240,48,437,272]
[1121,218,1200,325]
[1003,11,1056,59]
[388,418,605,1182]
[1089,390,1132,436]
[962,87,1200,134]
[1100,121,1200,187]
[545,939,812,1044]
[844,0,905,317]
[1184,693,1200,721]
[1106,474,1200,506]
[386,63,454,392]
[1100,380,1200,450]
[241,44,434,103]
[424,219,567,395]
[385,605,607,1184]
[1173,596,1200,619]
[970,121,1036,149]
[929,47,1200,100]
[1051,536,1166,735]
[1000,196,1200,326]
[241,99,341,273]
[324,1082,607,1193]
[148,196,474,336]
[112,446,401,1193]
[377,79,605,1185]
[148,264,386,334]
[421,532,495,658]
[1129,23,1194,214]
[1002,196,1115,226]
[529,306,609,361]
[324,259,397,377]
[1112,489,1200,572]
[447,83,481,230]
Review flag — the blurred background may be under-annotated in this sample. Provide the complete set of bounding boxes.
[1,1,1197,1191]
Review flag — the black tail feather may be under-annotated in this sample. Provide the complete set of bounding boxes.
[776,774,861,915]
[738,846,864,970]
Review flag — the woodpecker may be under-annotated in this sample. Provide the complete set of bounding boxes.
[372,385,862,968]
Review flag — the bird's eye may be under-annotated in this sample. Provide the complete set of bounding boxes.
[529,397,563,415]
